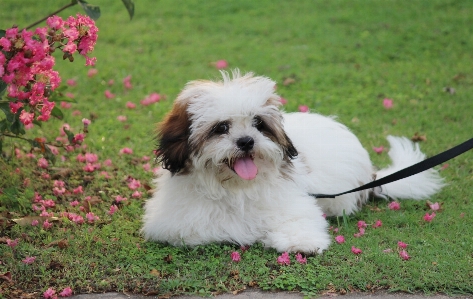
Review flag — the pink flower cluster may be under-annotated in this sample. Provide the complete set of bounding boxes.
[0,14,97,128]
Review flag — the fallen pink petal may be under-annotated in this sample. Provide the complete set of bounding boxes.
[298,105,309,113]
[372,219,382,228]
[423,212,436,222]
[59,286,73,297]
[351,246,362,255]
[22,256,36,264]
[388,201,401,210]
[230,251,241,262]
[277,252,291,265]
[429,202,440,211]
[399,250,410,260]
[43,287,56,299]
[295,253,307,264]
[398,241,408,248]
[372,146,384,154]
[383,98,393,109]
[104,90,115,99]
[215,59,228,69]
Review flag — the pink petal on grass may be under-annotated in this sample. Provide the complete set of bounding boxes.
[399,250,410,260]
[383,98,393,109]
[59,287,73,297]
[22,256,36,264]
[388,201,400,210]
[298,105,309,113]
[423,212,436,222]
[104,90,115,99]
[215,60,228,69]
[397,241,408,249]
[126,101,136,109]
[277,252,291,265]
[295,253,307,264]
[43,287,56,298]
[230,251,241,262]
[429,202,440,211]
[335,235,345,244]
[351,246,362,255]
[372,219,382,228]
[373,146,384,154]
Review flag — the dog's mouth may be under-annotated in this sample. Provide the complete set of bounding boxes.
[224,154,258,180]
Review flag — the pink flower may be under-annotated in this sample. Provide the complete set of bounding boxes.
[295,253,307,264]
[335,235,345,244]
[123,75,133,90]
[103,159,113,166]
[115,195,128,202]
[351,246,362,255]
[128,179,141,190]
[372,219,382,228]
[108,79,114,86]
[126,101,136,109]
[279,97,287,105]
[353,228,365,238]
[277,252,291,265]
[38,158,49,169]
[388,201,400,210]
[399,250,410,260]
[72,133,85,144]
[84,153,98,163]
[82,118,91,126]
[104,90,115,99]
[22,256,36,264]
[70,200,79,207]
[72,110,81,116]
[383,98,393,109]
[120,147,133,155]
[83,164,95,172]
[73,186,83,194]
[6,238,19,248]
[357,221,367,229]
[86,212,99,223]
[298,105,309,113]
[423,212,436,222]
[117,115,127,122]
[132,191,142,198]
[43,219,53,229]
[31,220,39,226]
[215,60,228,69]
[87,68,98,77]
[429,202,440,211]
[397,241,408,249]
[43,287,56,299]
[19,110,35,125]
[108,205,119,215]
[66,79,77,86]
[373,146,384,154]
[140,93,161,106]
[230,251,241,262]
[59,287,73,297]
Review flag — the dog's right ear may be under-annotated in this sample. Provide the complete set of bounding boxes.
[155,101,191,174]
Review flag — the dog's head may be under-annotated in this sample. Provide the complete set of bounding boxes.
[155,70,298,184]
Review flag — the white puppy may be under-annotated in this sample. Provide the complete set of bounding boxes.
[142,70,444,253]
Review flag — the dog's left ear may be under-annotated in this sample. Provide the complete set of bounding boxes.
[155,101,191,174]
[263,96,298,161]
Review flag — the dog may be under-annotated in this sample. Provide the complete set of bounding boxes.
[142,70,444,253]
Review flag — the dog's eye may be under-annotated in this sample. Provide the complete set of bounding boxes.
[253,116,265,132]
[212,121,230,135]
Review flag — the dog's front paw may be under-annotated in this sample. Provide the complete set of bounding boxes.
[264,227,331,254]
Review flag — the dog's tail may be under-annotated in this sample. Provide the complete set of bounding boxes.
[373,136,445,200]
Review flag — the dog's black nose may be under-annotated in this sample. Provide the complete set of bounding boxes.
[236,136,254,152]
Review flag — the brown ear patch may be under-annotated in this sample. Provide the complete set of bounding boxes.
[155,101,191,174]
[258,112,298,162]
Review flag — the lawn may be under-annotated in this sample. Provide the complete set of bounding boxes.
[1,0,473,298]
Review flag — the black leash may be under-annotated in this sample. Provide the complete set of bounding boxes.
[310,137,473,199]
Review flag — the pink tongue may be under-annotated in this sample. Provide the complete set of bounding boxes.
[233,157,258,180]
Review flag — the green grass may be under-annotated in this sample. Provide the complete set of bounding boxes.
[1,0,473,297]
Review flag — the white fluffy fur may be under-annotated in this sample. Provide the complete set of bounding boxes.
[142,70,444,253]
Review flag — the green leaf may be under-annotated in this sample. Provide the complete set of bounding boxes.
[0,79,6,96]
[10,118,25,136]
[0,29,5,38]
[32,120,42,127]
[0,102,15,123]
[63,127,75,144]
[78,0,101,20]
[121,0,135,20]
[51,106,64,120]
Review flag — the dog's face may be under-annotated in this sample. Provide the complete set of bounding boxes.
[156,70,297,185]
